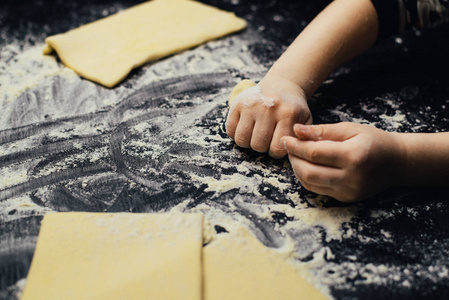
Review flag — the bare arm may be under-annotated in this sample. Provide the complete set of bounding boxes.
[226,0,380,158]
[266,0,379,98]
[397,133,449,187]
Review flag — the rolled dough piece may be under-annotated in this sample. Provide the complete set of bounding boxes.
[203,228,328,300]
[228,79,256,106]
[21,212,203,300]
[43,0,246,88]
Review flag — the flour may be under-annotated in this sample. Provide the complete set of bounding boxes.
[0,28,264,130]
[0,45,61,101]
[329,105,376,125]
[0,166,28,190]
[379,111,407,130]
[0,195,51,221]
[131,28,266,89]
[314,261,449,290]
[230,84,276,108]
[0,46,128,129]
[2,16,437,300]
[328,95,418,133]
[191,173,263,196]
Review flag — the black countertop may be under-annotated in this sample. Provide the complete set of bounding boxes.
[1,0,449,299]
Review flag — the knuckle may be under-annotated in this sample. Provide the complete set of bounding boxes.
[304,172,317,184]
[300,167,316,183]
[226,125,236,138]
[350,148,369,165]
[278,105,301,120]
[269,144,286,158]
[292,140,302,155]
[300,180,317,194]
[227,105,240,117]
[251,140,269,153]
[307,147,321,161]
[276,106,312,126]
[234,134,250,148]
[231,98,244,107]
[315,125,325,139]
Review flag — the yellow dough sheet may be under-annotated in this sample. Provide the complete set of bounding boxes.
[22,212,327,299]
[43,0,247,88]
[21,212,203,300]
[203,228,328,300]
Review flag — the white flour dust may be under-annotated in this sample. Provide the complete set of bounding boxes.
[1,22,428,299]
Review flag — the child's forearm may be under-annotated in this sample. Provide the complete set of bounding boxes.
[396,132,449,187]
[266,0,379,98]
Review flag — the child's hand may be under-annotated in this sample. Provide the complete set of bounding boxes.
[226,75,312,158]
[281,122,405,202]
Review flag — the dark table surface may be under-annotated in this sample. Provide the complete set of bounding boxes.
[1,0,449,299]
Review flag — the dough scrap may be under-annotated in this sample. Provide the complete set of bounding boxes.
[203,228,328,300]
[229,79,257,106]
[43,0,247,87]
[21,212,203,300]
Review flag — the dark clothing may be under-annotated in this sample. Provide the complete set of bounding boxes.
[371,0,449,38]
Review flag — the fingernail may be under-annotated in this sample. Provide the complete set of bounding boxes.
[294,123,309,133]
[280,138,287,150]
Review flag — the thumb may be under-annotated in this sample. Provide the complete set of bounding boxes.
[293,122,356,141]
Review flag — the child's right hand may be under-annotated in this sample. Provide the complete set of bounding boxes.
[225,74,312,158]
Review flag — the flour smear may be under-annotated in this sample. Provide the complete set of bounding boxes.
[0,24,432,300]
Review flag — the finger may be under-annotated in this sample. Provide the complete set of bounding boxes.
[269,118,295,158]
[281,136,346,168]
[293,122,357,142]
[250,118,276,153]
[288,154,344,188]
[225,108,240,140]
[298,181,336,198]
[233,113,255,148]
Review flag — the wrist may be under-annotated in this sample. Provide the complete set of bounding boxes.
[384,131,409,187]
[260,73,309,101]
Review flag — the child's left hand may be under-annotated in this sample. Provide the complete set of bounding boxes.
[281,122,405,202]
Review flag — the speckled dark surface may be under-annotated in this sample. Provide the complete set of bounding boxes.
[1,0,449,299]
